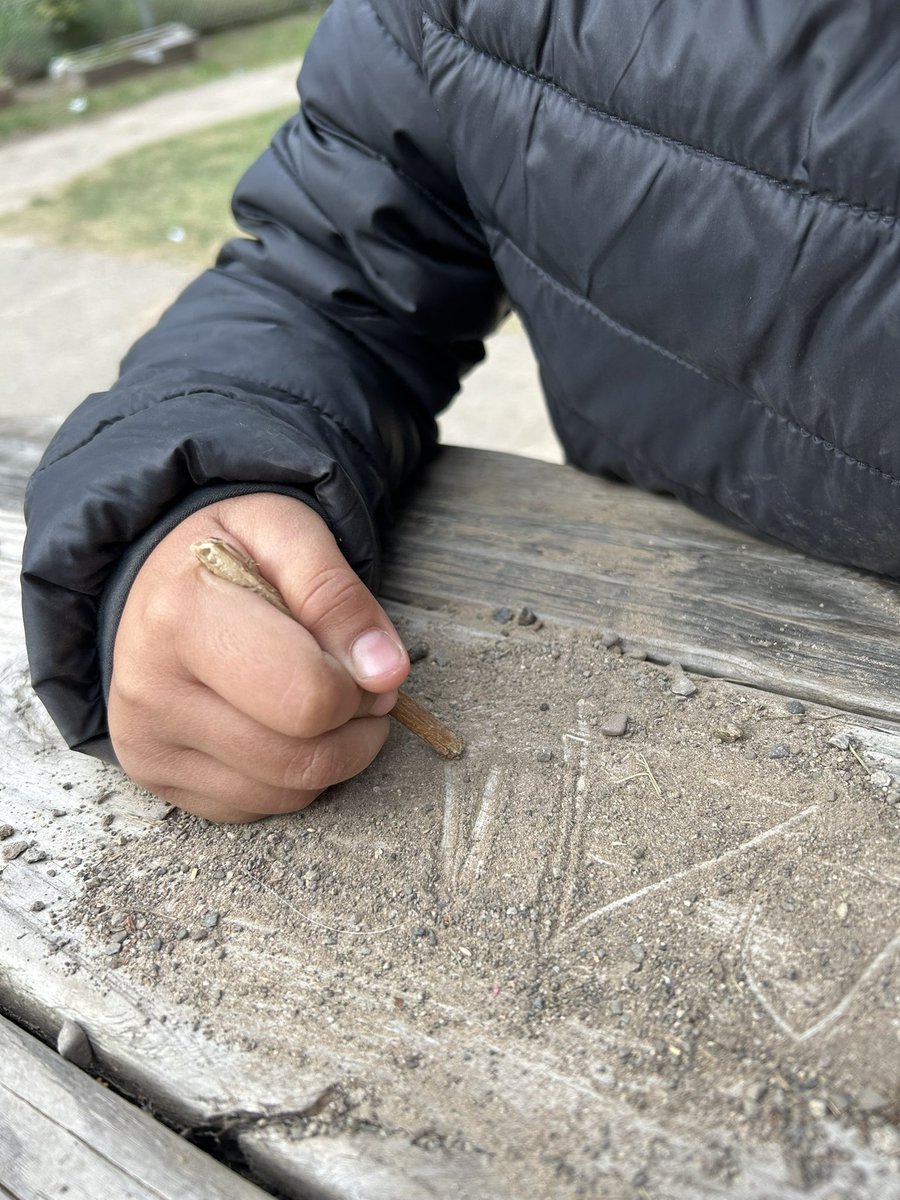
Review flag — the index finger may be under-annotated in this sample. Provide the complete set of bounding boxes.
[176,569,364,738]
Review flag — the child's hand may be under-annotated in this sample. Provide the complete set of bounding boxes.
[107,493,409,822]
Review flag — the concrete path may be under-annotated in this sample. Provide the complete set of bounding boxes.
[1,54,558,459]
[0,61,300,214]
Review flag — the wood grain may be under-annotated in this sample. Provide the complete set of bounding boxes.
[0,1013,273,1200]
[382,447,900,721]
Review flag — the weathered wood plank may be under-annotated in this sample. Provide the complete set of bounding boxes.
[0,1014,274,1200]
[382,447,900,722]
[2,424,899,1200]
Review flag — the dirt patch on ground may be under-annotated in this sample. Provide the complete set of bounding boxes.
[64,614,900,1198]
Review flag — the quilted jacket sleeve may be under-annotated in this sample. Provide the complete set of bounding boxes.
[21,0,507,756]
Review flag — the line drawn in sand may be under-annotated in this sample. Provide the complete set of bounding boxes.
[740,900,900,1043]
[437,704,898,1043]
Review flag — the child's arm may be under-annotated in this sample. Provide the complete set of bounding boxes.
[21,0,507,813]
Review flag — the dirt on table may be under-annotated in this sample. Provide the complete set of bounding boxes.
[63,612,900,1199]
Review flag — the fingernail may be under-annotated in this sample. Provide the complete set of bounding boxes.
[350,630,405,680]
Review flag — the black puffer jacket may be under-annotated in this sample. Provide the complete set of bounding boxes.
[22,0,900,755]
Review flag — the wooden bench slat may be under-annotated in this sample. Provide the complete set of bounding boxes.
[383,447,900,720]
[0,1014,273,1200]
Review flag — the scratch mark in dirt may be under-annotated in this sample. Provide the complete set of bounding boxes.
[566,804,819,934]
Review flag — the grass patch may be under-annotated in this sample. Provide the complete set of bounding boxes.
[0,8,325,143]
[1,106,296,267]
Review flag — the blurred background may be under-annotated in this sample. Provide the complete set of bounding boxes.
[0,0,559,459]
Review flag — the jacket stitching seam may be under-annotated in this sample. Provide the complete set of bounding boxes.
[30,381,377,480]
[490,225,900,488]
[424,16,900,231]
[338,0,486,246]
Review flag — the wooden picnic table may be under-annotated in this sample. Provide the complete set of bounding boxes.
[1,417,899,1199]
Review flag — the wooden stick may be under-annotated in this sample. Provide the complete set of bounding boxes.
[191,537,464,760]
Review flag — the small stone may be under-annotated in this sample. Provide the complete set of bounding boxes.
[535,749,554,763]
[1,840,28,862]
[516,606,538,627]
[0,824,13,840]
[103,939,124,955]
[493,607,514,624]
[857,1087,889,1114]
[202,910,220,929]
[670,676,697,698]
[828,732,852,751]
[148,938,163,952]
[539,702,550,712]
[57,1019,92,1068]
[601,712,628,738]
[407,642,429,664]
[599,630,621,648]
[836,901,849,921]
[24,848,48,864]
[769,744,791,759]
[786,700,806,715]
[625,648,647,661]
[175,927,189,941]
[609,999,624,1015]
[629,942,646,964]
[433,653,451,667]
[715,723,745,742]
[808,1098,827,1119]
[30,900,46,912]
[870,770,893,789]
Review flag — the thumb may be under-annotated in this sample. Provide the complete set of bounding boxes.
[231,497,410,694]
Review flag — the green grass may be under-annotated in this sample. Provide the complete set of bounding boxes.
[0,8,325,143]
[0,105,296,266]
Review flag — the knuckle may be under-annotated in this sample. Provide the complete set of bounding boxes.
[295,564,368,630]
[278,738,344,792]
[278,667,345,739]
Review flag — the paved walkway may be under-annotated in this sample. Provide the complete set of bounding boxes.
[0,61,300,214]
[0,59,557,458]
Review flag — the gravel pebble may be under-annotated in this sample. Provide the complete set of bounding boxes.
[57,1019,92,1067]
[869,770,892,789]
[599,630,621,648]
[0,824,13,840]
[670,677,697,698]
[769,744,791,759]
[517,606,538,627]
[1,840,28,862]
[407,642,430,664]
[715,723,745,742]
[786,700,806,715]
[535,749,554,763]
[601,712,628,738]
[202,910,220,929]
[857,1087,889,1114]
[493,607,514,624]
